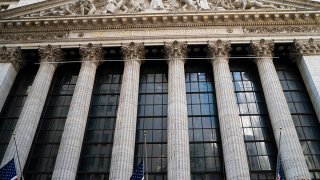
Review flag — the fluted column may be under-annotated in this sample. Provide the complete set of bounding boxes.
[52,44,103,180]
[109,42,144,180]
[0,45,63,177]
[293,38,320,122]
[0,47,23,112]
[164,41,190,180]
[208,40,250,180]
[251,39,310,179]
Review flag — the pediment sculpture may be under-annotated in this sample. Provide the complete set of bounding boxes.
[23,0,299,17]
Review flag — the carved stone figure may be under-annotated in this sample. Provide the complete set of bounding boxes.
[79,0,96,15]
[180,0,198,11]
[197,0,210,10]
[232,0,279,10]
[149,0,164,10]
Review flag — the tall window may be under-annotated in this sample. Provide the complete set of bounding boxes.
[0,65,38,162]
[134,58,168,180]
[275,60,320,179]
[77,62,123,180]
[24,64,79,179]
[230,61,277,180]
[186,52,224,179]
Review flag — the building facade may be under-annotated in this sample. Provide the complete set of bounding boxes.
[0,0,320,179]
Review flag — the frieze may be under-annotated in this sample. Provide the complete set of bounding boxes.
[0,32,69,41]
[243,26,320,34]
[22,0,290,17]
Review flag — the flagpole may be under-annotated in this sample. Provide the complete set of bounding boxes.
[275,127,282,180]
[13,132,24,180]
[143,131,148,180]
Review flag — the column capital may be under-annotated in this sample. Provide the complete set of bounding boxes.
[38,45,63,66]
[293,38,320,56]
[79,43,104,66]
[0,46,23,71]
[208,40,231,61]
[164,41,188,63]
[250,39,274,58]
[121,42,145,63]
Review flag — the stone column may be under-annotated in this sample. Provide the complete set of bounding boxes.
[251,39,310,179]
[208,40,251,180]
[109,42,144,180]
[0,47,23,112]
[52,44,103,180]
[0,45,63,177]
[293,38,320,122]
[164,41,191,180]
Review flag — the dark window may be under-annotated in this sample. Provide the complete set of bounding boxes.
[186,59,224,180]
[77,62,123,180]
[230,61,277,180]
[275,60,320,179]
[0,65,38,162]
[24,64,80,179]
[134,60,168,180]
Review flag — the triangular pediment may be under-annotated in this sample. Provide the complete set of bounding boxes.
[0,0,320,19]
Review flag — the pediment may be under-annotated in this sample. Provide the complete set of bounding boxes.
[1,0,320,19]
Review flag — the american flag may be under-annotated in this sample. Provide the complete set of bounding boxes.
[130,161,144,180]
[277,157,284,180]
[0,158,18,180]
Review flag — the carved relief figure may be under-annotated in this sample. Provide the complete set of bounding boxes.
[232,0,279,10]
[180,0,198,11]
[79,0,96,15]
[149,0,164,10]
[197,0,210,10]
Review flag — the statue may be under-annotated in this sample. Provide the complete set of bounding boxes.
[149,0,164,10]
[102,0,128,14]
[197,0,210,10]
[79,0,96,15]
[180,0,198,11]
[232,0,279,10]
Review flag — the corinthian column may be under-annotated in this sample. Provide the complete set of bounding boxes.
[293,38,320,122]
[0,47,23,112]
[251,39,310,179]
[1,45,62,177]
[109,42,144,180]
[208,40,250,180]
[164,41,190,180]
[52,44,103,180]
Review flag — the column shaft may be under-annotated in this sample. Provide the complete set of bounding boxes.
[164,41,190,180]
[296,56,320,121]
[213,57,251,179]
[208,40,250,179]
[1,63,57,174]
[167,59,191,180]
[256,57,310,179]
[0,63,18,112]
[109,42,144,180]
[0,46,22,112]
[293,39,320,122]
[109,60,141,179]
[52,61,98,179]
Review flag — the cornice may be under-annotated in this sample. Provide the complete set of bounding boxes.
[0,10,319,33]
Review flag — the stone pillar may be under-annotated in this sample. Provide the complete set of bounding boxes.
[52,44,103,180]
[0,47,23,112]
[164,41,191,180]
[0,45,63,177]
[293,38,320,122]
[251,39,310,179]
[109,42,144,180]
[208,40,251,180]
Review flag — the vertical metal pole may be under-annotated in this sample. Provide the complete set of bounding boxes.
[13,132,24,180]
[144,131,148,180]
[275,127,282,180]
